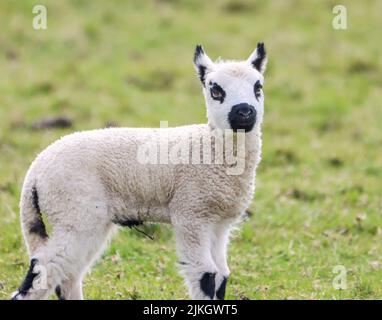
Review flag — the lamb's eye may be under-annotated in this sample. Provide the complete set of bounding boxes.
[209,83,226,103]
[211,86,222,99]
[254,80,263,100]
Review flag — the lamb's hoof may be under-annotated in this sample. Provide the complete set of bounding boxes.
[11,291,22,300]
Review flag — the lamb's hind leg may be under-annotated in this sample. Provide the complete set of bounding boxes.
[13,221,113,300]
[171,215,218,300]
[56,276,83,300]
[53,220,115,300]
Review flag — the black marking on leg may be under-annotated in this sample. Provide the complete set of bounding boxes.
[200,272,216,299]
[17,258,39,296]
[55,285,65,300]
[29,186,48,238]
[29,219,48,238]
[31,187,41,213]
[178,261,188,266]
[216,277,228,300]
[11,293,19,300]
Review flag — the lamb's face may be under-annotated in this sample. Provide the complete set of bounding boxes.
[203,63,265,132]
[194,43,267,132]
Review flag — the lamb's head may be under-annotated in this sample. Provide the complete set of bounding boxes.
[194,43,267,132]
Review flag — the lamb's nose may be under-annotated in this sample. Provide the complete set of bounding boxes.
[236,106,253,119]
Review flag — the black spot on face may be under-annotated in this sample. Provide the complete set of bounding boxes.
[216,277,228,300]
[209,82,226,103]
[254,80,263,101]
[200,272,216,299]
[228,103,256,132]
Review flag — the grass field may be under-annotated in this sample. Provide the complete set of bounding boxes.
[0,0,381,299]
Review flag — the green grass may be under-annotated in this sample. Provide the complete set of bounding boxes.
[0,0,382,299]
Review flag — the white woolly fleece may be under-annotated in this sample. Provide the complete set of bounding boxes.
[14,44,267,300]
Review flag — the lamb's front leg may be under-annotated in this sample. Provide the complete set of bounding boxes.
[172,217,218,300]
[211,221,232,300]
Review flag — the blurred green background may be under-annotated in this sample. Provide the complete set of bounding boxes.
[0,0,381,299]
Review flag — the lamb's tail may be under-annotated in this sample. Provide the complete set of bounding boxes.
[20,183,48,255]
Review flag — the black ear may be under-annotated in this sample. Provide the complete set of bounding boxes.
[193,45,214,86]
[247,42,267,74]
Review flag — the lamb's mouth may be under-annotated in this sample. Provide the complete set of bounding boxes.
[228,116,256,132]
[229,121,256,132]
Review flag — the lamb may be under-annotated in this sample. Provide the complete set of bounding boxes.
[12,42,268,300]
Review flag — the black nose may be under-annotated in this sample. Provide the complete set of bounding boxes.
[237,106,253,119]
[228,103,257,132]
